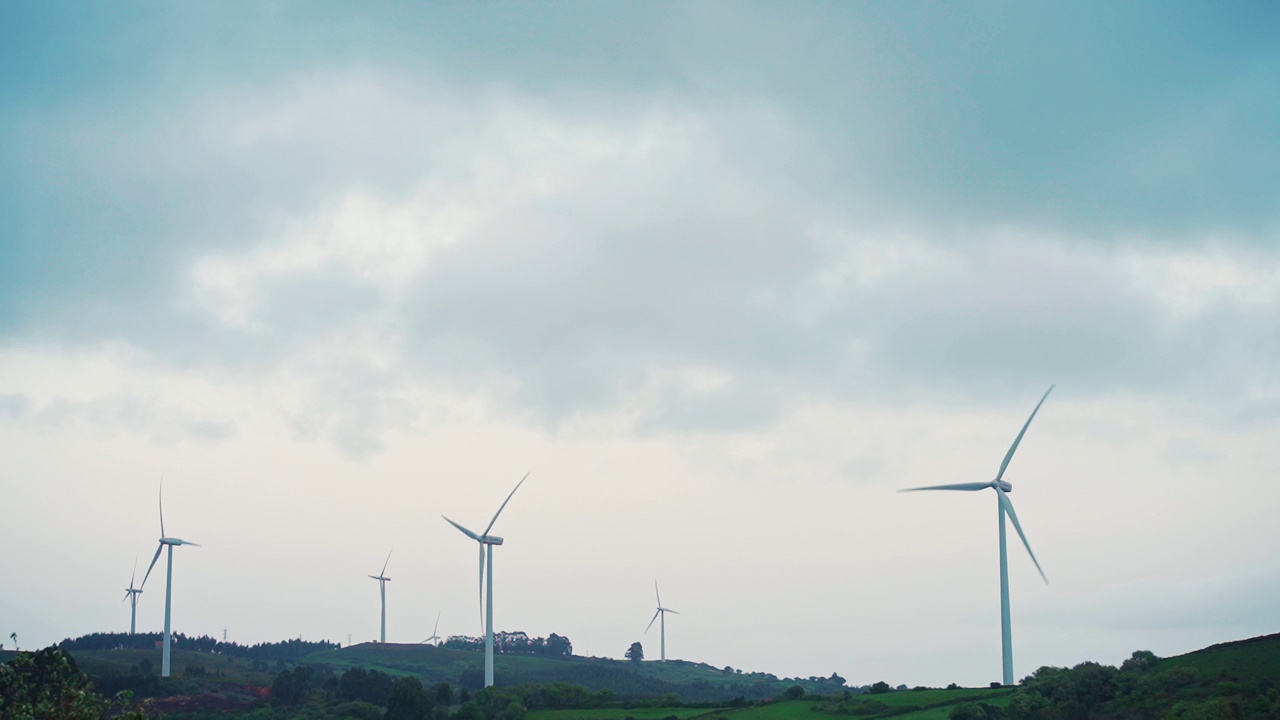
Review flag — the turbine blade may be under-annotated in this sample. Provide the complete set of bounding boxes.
[443,515,480,541]
[483,472,530,538]
[433,611,441,636]
[158,478,166,538]
[176,540,200,547]
[645,609,661,633]
[665,609,680,615]
[141,543,163,589]
[997,488,1048,584]
[995,385,1054,483]
[898,482,992,493]
[122,590,130,603]
[381,550,392,577]
[131,554,138,588]
[655,581,662,608]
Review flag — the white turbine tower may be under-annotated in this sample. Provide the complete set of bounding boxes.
[645,582,679,662]
[368,552,391,643]
[123,556,142,635]
[442,473,529,687]
[140,482,200,678]
[900,385,1053,686]
[421,612,442,646]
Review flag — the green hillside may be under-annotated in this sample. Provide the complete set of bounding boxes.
[1160,631,1280,684]
[300,643,843,702]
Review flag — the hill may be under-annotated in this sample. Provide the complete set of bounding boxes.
[1159,630,1280,684]
[300,643,846,702]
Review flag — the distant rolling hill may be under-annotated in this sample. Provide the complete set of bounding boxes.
[35,629,1280,711]
[299,643,845,702]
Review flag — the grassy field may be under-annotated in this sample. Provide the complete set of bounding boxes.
[526,688,1017,720]
[1160,631,1280,683]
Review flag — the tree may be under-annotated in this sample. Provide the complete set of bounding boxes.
[868,681,892,695]
[949,702,987,720]
[625,642,644,662]
[782,685,805,701]
[9,633,16,651]
[0,646,151,719]
[270,666,312,706]
[387,676,434,720]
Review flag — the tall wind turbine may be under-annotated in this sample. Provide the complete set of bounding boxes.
[369,552,391,643]
[442,473,529,687]
[123,556,143,635]
[421,612,442,645]
[900,385,1053,686]
[140,482,200,678]
[645,582,679,662]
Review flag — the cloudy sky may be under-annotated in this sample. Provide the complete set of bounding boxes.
[2,1,1279,688]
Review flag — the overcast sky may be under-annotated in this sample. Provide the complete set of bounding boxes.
[2,1,1279,689]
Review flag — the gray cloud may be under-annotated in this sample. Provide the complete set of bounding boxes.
[2,3,1279,447]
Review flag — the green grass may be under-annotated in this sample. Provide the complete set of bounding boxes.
[528,708,714,720]
[1160,632,1280,684]
[63,647,276,687]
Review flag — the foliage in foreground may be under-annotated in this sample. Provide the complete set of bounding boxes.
[0,646,151,720]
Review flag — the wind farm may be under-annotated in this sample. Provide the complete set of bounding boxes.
[5,3,1279,719]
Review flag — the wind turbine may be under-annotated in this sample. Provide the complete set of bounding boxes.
[442,473,529,687]
[123,555,143,635]
[899,385,1053,686]
[140,482,200,678]
[645,582,679,662]
[421,612,442,645]
[368,552,391,643]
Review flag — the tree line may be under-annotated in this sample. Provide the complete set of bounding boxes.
[441,632,571,658]
[57,632,339,663]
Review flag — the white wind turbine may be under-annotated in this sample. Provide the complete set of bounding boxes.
[368,552,392,643]
[140,482,200,678]
[421,612,442,646]
[645,582,679,662]
[899,385,1053,686]
[123,556,142,635]
[442,473,529,687]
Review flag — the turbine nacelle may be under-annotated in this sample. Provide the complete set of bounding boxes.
[993,480,1013,493]
[160,537,198,546]
[481,535,504,546]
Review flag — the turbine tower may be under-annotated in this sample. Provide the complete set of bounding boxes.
[123,556,143,635]
[442,473,529,687]
[368,552,391,643]
[421,612,442,645]
[900,385,1053,686]
[645,582,679,661]
[140,481,200,678]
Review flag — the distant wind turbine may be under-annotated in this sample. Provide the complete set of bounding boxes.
[368,552,392,643]
[645,582,679,662]
[442,473,529,687]
[140,481,200,678]
[123,555,143,635]
[899,385,1053,686]
[421,612,442,646]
